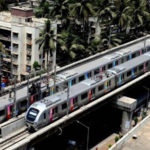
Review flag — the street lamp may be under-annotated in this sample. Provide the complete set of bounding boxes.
[76,120,89,150]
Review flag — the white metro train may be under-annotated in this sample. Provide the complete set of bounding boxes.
[1,38,150,123]
[25,52,150,131]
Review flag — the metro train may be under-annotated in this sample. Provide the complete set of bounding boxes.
[0,39,150,124]
[25,52,150,131]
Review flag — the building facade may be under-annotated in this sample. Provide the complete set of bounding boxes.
[0,6,56,81]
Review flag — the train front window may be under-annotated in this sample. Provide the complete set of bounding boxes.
[27,108,39,122]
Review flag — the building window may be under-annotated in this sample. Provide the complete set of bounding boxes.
[13,32,18,39]
[13,43,18,49]
[26,33,32,40]
[27,44,32,50]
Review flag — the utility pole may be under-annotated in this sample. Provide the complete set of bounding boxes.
[0,52,2,94]
[13,76,17,117]
[67,81,70,116]
[27,73,30,108]
[76,120,89,150]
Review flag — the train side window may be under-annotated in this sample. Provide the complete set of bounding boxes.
[116,60,118,65]
[146,62,148,67]
[98,85,104,91]
[127,71,131,77]
[56,86,59,92]
[108,63,112,69]
[134,68,137,73]
[53,107,58,114]
[103,66,106,71]
[79,75,85,82]
[20,100,27,107]
[132,53,136,58]
[139,65,143,71]
[81,92,88,100]
[121,58,124,63]
[91,88,95,94]
[127,56,129,61]
[74,97,78,104]
[44,113,46,119]
[0,109,5,116]
[62,103,67,110]
[88,72,92,78]
[122,74,124,79]
[94,69,99,75]
[72,79,76,85]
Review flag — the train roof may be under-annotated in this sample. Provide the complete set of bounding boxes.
[38,74,114,108]
[0,86,28,109]
[107,53,150,74]
[53,39,150,82]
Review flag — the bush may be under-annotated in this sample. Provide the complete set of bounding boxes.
[108,144,112,148]
[115,136,120,142]
[133,117,138,125]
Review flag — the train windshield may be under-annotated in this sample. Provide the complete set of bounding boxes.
[27,108,39,122]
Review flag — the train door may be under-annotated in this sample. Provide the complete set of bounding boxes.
[70,98,74,112]
[119,74,122,86]
[89,88,95,101]
[129,54,132,60]
[50,87,54,95]
[144,63,147,72]
[7,105,13,120]
[132,68,135,79]
[50,108,53,123]
[104,81,108,93]
[113,61,116,67]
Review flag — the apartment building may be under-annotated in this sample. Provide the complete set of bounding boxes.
[0,6,56,81]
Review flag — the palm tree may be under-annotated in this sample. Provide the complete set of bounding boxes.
[131,0,150,36]
[36,19,56,90]
[113,0,133,34]
[96,0,116,26]
[57,28,86,64]
[35,0,50,18]
[69,0,95,40]
[0,0,6,11]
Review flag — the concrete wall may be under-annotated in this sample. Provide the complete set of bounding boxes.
[0,114,25,138]
[109,114,150,150]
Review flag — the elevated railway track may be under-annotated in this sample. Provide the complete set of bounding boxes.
[1,35,150,97]
[1,71,150,150]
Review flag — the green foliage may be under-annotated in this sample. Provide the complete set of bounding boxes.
[108,144,112,148]
[33,0,150,66]
[33,61,40,70]
[133,117,138,125]
[115,136,120,142]
[142,111,147,119]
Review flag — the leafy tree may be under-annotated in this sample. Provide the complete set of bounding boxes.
[36,19,56,71]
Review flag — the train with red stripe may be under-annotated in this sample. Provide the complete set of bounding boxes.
[25,52,150,131]
[1,39,150,124]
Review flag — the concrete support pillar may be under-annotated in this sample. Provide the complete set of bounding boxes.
[121,111,133,134]
[113,96,137,135]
